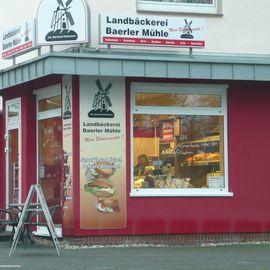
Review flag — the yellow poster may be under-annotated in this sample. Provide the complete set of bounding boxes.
[79,76,126,229]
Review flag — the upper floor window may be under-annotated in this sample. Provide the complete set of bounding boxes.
[34,84,62,119]
[137,0,222,15]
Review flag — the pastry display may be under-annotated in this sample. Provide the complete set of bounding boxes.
[154,175,193,189]
[185,152,220,165]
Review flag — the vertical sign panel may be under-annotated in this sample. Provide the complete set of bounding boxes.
[62,75,73,230]
[80,76,126,229]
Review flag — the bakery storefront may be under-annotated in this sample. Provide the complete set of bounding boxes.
[2,2,270,244]
[2,55,270,242]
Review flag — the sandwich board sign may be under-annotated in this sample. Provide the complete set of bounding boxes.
[36,0,90,45]
[9,184,61,257]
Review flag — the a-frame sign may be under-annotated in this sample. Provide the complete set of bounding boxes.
[9,184,61,256]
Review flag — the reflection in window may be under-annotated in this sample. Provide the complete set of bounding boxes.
[38,95,61,112]
[136,93,221,107]
[137,0,220,14]
[8,103,20,118]
[142,0,213,4]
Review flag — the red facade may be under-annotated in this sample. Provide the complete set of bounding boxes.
[1,76,270,236]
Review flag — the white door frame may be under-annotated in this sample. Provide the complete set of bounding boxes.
[5,98,22,208]
[34,85,62,237]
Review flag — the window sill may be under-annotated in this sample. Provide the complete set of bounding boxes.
[130,189,234,197]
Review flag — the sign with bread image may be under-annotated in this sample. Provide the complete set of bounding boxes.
[79,76,126,229]
[84,160,120,213]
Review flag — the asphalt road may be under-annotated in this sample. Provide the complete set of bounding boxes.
[1,241,270,270]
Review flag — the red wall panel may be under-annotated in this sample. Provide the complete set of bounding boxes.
[2,75,270,236]
[73,79,270,236]
[0,114,4,208]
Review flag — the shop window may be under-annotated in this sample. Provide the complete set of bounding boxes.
[131,83,231,197]
[7,102,20,118]
[137,0,222,15]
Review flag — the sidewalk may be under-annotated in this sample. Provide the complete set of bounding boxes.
[0,239,270,270]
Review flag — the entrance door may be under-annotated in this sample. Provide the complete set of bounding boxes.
[5,99,21,207]
[35,87,62,236]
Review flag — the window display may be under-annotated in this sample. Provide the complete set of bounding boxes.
[137,0,221,14]
[131,83,228,196]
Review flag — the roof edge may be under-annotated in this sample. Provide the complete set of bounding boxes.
[1,49,270,90]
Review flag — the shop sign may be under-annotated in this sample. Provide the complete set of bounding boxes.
[100,15,205,48]
[36,0,90,45]
[161,121,174,142]
[2,19,36,59]
[62,75,73,230]
[207,176,224,189]
[79,76,126,229]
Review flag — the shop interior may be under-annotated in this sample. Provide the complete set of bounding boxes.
[133,114,224,189]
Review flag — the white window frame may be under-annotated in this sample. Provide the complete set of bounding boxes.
[130,83,232,197]
[137,0,222,15]
[5,98,22,207]
[34,84,62,120]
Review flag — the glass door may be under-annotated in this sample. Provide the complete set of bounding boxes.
[7,128,20,204]
[35,87,62,236]
[38,117,62,225]
[5,98,21,207]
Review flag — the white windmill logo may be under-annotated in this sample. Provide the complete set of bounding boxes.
[46,0,78,41]
[51,0,74,31]
[88,80,115,118]
[181,19,194,39]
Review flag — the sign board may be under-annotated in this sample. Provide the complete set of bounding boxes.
[9,184,61,257]
[100,15,205,48]
[37,0,90,45]
[2,19,36,59]
[208,176,224,189]
[62,75,74,230]
[80,76,126,229]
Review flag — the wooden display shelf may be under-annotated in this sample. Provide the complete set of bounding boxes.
[181,160,220,166]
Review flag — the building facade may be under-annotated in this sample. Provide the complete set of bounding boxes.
[1,0,270,243]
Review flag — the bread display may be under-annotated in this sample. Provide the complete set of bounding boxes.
[154,175,194,189]
[185,152,220,165]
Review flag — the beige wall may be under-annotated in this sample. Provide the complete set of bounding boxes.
[1,0,270,70]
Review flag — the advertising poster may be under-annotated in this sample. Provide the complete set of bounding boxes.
[80,76,126,229]
[62,75,73,230]
[100,15,205,48]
